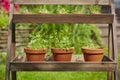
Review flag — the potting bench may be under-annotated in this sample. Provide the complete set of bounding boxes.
[6,0,118,80]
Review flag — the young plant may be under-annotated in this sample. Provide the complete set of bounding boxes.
[48,24,73,49]
[24,33,48,61]
[89,5,101,14]
[52,36,73,49]
[38,9,49,14]
[38,5,50,14]
[72,5,86,14]
[56,5,68,14]
[71,24,104,54]
[27,34,48,49]
[84,26,104,49]
[83,39,103,49]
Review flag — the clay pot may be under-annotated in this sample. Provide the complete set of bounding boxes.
[81,47,104,62]
[51,48,74,61]
[24,47,47,61]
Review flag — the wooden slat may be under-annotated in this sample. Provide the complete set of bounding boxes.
[0,44,7,48]
[13,14,114,24]
[0,31,8,34]
[0,37,8,40]
[14,0,110,5]
[0,41,7,43]
[10,62,116,71]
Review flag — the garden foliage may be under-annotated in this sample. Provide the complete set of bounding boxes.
[22,5,103,54]
[0,4,104,54]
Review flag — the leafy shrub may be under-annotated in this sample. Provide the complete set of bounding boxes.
[28,34,48,49]
[26,24,103,54]
[0,5,103,54]
[72,24,103,53]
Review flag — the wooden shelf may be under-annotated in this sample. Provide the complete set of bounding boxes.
[6,0,119,80]
[10,55,117,71]
[13,14,114,24]
[14,0,110,5]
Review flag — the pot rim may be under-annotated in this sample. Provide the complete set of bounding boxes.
[51,47,74,50]
[81,46,104,54]
[24,47,47,54]
[24,47,47,50]
[81,46,104,50]
[51,47,74,54]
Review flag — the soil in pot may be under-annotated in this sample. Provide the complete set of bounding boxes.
[51,48,74,61]
[81,47,104,62]
[24,47,47,61]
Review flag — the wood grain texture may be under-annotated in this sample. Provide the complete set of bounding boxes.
[10,62,116,71]
[9,55,117,71]
[13,14,114,24]
[14,0,109,5]
[110,1,119,80]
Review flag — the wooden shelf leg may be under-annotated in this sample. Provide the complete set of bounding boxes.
[114,67,119,80]
[5,49,11,80]
[12,71,17,80]
[107,72,113,80]
[107,24,113,80]
[5,64,10,80]
[110,1,119,80]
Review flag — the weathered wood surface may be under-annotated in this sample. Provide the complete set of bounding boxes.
[13,14,113,24]
[10,62,116,71]
[14,0,109,5]
[10,55,116,71]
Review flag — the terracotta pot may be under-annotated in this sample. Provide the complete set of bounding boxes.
[81,47,104,62]
[24,47,47,61]
[51,48,74,61]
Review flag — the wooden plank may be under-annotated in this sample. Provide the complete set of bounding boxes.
[10,55,117,71]
[0,41,7,43]
[13,14,114,24]
[0,28,8,31]
[0,31,8,34]
[14,0,109,5]
[0,28,32,31]
[10,61,117,71]
[0,36,27,41]
[16,28,33,31]
[0,44,7,48]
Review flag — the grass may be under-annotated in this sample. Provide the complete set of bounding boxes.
[17,72,107,80]
[0,52,120,80]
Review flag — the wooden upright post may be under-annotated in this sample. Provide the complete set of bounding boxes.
[110,0,119,80]
[108,24,113,80]
[5,0,16,80]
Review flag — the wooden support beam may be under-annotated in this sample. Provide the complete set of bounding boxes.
[10,61,117,71]
[110,0,118,80]
[13,14,114,24]
[14,0,110,5]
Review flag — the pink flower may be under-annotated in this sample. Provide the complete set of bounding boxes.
[2,0,10,11]
[14,4,19,11]
[1,0,19,12]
